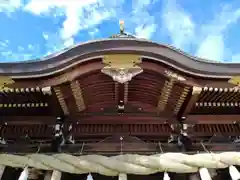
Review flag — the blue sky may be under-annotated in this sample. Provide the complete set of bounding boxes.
[1,0,240,63]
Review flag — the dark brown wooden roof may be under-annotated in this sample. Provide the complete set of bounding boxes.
[0,57,238,123]
[0,39,239,148]
[0,39,239,78]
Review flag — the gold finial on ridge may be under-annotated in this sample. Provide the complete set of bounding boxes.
[119,20,125,34]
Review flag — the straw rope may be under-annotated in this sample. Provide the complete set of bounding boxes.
[0,152,239,176]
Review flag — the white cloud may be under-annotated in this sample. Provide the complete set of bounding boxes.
[197,7,240,61]
[162,0,195,49]
[0,0,159,60]
[135,24,157,39]
[0,0,22,14]
[23,0,158,54]
[0,40,41,61]
[133,0,152,9]
[42,32,69,55]
[60,6,113,40]
[1,0,240,62]
[196,35,224,61]
[63,37,74,47]
[89,28,99,38]
[162,0,240,61]
[24,0,123,54]
[124,0,158,39]
[25,1,120,39]
[0,40,8,47]
[42,32,49,40]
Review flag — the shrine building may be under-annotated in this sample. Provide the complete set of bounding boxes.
[0,21,240,180]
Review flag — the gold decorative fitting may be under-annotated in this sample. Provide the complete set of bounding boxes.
[0,76,14,91]
[196,102,240,107]
[42,86,52,95]
[173,86,190,114]
[157,79,175,113]
[0,103,48,108]
[192,86,202,95]
[0,86,53,94]
[101,54,143,84]
[228,76,240,90]
[164,70,186,81]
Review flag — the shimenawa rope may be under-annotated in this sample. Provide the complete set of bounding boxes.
[0,152,239,180]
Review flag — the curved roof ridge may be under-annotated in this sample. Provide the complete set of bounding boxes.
[1,38,233,64]
[47,38,229,64]
[0,38,239,78]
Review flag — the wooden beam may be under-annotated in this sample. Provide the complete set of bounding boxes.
[4,114,239,125]
[187,115,240,124]
[181,86,202,117]
[0,114,176,124]
[0,142,239,154]
[173,86,190,115]
[49,88,64,115]
[40,61,103,87]
[117,83,124,103]
[114,82,119,104]
[157,78,175,114]
[115,82,129,112]
[124,82,129,104]
[70,80,86,112]
[70,114,174,123]
[0,116,56,124]
[53,87,69,115]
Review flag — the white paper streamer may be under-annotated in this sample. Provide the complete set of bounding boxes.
[0,165,5,180]
[18,167,28,180]
[163,172,170,180]
[229,166,240,180]
[87,173,93,180]
[199,168,212,180]
[51,170,61,180]
[119,173,127,180]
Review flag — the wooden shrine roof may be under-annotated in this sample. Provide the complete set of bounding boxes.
[0,39,239,142]
[0,39,239,180]
[0,39,239,78]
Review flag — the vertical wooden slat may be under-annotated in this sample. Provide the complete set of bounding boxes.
[157,79,175,114]
[70,80,86,112]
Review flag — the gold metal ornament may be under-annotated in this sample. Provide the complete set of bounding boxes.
[228,76,240,90]
[119,20,125,34]
[101,54,143,84]
[164,70,186,81]
[0,76,14,91]
[228,76,240,86]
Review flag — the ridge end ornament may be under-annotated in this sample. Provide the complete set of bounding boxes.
[119,20,125,34]
[101,54,143,84]
[228,76,240,90]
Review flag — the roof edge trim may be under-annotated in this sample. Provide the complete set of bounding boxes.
[0,39,239,78]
